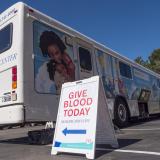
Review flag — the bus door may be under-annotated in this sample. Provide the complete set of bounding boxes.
[75,39,94,80]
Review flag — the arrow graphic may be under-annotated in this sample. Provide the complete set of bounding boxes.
[62,127,86,136]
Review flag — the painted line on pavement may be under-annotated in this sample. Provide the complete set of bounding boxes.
[122,128,160,131]
[96,148,160,156]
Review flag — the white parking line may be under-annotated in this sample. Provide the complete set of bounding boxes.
[122,128,160,131]
[96,148,160,156]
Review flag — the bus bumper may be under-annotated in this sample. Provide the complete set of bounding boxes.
[0,104,24,124]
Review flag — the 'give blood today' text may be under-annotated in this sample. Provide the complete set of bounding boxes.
[63,89,93,117]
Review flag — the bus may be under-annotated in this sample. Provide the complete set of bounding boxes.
[0,2,160,127]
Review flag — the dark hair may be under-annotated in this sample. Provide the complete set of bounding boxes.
[47,60,67,81]
[39,31,66,57]
[47,59,56,81]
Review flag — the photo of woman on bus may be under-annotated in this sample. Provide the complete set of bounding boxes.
[35,31,75,94]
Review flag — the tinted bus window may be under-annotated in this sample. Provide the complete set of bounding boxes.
[157,79,160,88]
[0,23,12,54]
[119,61,132,79]
[79,47,92,71]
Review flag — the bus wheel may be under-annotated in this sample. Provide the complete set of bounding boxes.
[114,98,129,127]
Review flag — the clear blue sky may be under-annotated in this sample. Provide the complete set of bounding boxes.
[1,0,160,61]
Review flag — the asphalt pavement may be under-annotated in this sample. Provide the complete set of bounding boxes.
[0,118,160,160]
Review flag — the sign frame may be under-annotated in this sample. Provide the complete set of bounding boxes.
[52,76,118,159]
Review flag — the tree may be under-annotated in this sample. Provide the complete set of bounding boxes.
[134,56,150,69]
[148,49,160,74]
[134,48,160,74]
[134,56,146,66]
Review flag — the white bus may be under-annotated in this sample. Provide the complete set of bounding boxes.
[0,2,160,127]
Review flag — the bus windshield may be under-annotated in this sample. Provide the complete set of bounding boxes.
[0,23,12,54]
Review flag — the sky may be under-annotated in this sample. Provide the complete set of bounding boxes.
[0,0,160,61]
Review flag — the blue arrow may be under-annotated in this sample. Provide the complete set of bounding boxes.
[62,127,86,136]
[54,141,61,147]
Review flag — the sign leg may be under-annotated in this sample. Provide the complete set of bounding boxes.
[51,150,58,155]
[86,152,95,159]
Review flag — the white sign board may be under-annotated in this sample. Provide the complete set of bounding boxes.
[52,76,118,159]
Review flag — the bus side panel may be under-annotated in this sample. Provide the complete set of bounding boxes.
[148,75,160,114]
[95,50,117,118]
[23,11,76,122]
[112,58,139,117]
[133,68,160,114]
[23,16,58,122]
[148,101,160,114]
[127,100,139,117]
[123,66,139,117]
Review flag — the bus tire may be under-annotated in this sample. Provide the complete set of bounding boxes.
[114,98,129,127]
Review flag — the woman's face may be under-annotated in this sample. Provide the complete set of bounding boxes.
[48,44,62,63]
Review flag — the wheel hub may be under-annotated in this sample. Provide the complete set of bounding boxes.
[118,104,127,122]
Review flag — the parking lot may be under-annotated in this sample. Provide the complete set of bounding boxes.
[0,117,160,160]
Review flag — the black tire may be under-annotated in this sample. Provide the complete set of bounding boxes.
[114,98,129,128]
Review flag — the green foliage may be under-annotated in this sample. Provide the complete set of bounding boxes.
[134,49,160,74]
[134,56,147,67]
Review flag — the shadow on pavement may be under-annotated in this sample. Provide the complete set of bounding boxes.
[0,137,29,145]
[126,115,160,128]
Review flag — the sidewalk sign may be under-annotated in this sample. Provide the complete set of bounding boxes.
[51,76,118,159]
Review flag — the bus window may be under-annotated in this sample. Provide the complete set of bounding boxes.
[157,79,160,88]
[79,47,92,71]
[119,61,132,79]
[0,23,12,54]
